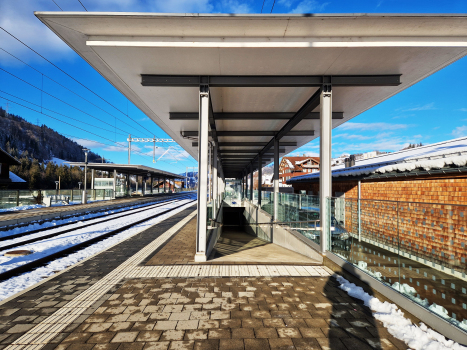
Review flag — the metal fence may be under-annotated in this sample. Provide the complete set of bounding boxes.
[0,189,115,209]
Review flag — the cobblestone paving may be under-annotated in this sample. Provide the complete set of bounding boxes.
[145,218,197,265]
[0,206,196,349]
[56,276,407,350]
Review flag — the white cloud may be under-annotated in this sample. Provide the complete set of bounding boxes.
[452,125,467,138]
[0,0,251,65]
[336,134,424,153]
[338,122,410,131]
[0,0,74,65]
[402,102,436,111]
[289,151,319,157]
[149,0,213,13]
[213,0,251,13]
[457,108,467,112]
[290,0,329,13]
[334,133,372,141]
[72,138,107,149]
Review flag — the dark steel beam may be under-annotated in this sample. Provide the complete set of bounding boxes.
[182,130,314,137]
[171,112,343,120]
[220,149,284,154]
[222,154,273,160]
[172,112,343,120]
[142,75,401,87]
[243,88,321,172]
[192,142,296,147]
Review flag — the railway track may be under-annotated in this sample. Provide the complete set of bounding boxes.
[0,197,196,283]
[0,196,188,248]
[0,192,193,232]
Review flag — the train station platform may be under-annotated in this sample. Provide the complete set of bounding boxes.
[0,193,189,228]
[0,207,407,350]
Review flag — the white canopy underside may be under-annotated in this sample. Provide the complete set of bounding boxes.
[35,13,467,174]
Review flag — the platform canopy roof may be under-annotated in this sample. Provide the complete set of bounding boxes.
[36,12,467,178]
[66,163,186,179]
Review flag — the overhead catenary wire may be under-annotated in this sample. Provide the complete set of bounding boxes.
[0,90,127,136]
[0,47,150,137]
[51,0,63,11]
[77,0,88,11]
[0,67,132,136]
[260,0,266,13]
[0,95,186,171]
[0,29,196,166]
[0,96,186,169]
[0,47,197,166]
[270,0,276,13]
[0,27,155,137]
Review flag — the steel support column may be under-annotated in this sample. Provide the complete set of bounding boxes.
[195,85,210,262]
[274,139,279,221]
[258,155,262,206]
[151,176,153,194]
[249,164,253,201]
[319,85,332,254]
[91,169,95,190]
[213,144,218,217]
[113,170,117,198]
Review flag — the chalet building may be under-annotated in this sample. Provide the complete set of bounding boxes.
[0,147,26,187]
[279,156,320,184]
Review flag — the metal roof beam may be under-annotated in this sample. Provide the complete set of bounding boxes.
[142,75,401,87]
[172,112,343,120]
[171,112,343,120]
[182,130,314,137]
[192,142,296,147]
[222,155,272,159]
[243,87,322,172]
[219,149,284,154]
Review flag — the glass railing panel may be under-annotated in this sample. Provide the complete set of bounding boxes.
[328,196,467,334]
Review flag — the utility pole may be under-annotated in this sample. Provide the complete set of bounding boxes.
[127,136,175,164]
[128,134,131,164]
[83,148,90,204]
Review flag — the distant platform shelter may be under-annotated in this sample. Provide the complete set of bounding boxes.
[67,163,187,197]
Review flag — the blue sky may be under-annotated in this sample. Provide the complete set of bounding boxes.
[1,0,467,173]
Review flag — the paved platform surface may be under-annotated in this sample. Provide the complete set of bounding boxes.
[145,219,319,266]
[0,206,407,350]
[207,229,318,265]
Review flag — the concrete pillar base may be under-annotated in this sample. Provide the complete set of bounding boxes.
[194,253,207,262]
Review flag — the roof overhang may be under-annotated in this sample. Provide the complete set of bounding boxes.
[66,163,186,179]
[35,13,467,177]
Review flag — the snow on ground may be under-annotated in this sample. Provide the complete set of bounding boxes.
[0,198,195,275]
[0,196,196,301]
[335,274,467,350]
[0,197,177,239]
[0,199,180,251]
[0,200,104,213]
[355,261,467,332]
[49,157,67,166]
